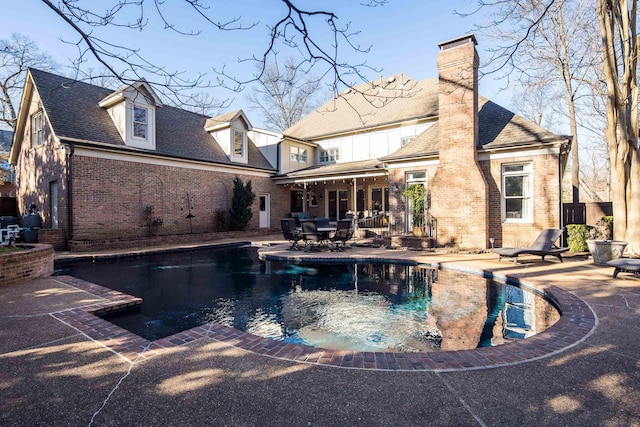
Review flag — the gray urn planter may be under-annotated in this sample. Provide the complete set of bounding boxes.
[586,239,628,266]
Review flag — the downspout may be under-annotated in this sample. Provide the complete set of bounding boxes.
[66,143,75,241]
[559,140,569,245]
[276,140,281,172]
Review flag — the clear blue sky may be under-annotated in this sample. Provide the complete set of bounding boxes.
[3,0,512,128]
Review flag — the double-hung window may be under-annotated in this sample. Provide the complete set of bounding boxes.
[31,111,44,147]
[319,148,339,163]
[290,146,308,163]
[133,106,148,139]
[502,163,532,222]
[233,129,246,157]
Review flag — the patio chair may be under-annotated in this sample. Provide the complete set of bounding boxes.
[316,217,330,228]
[330,219,353,251]
[494,229,569,263]
[280,218,302,250]
[301,220,325,249]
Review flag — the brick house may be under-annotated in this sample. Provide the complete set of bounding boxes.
[10,34,570,250]
[275,34,570,249]
[9,69,288,250]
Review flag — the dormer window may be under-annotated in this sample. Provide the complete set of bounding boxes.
[320,148,339,163]
[290,146,308,163]
[133,106,148,140]
[204,110,252,164]
[233,129,246,158]
[99,79,161,150]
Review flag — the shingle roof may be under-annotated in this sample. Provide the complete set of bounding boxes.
[284,75,439,140]
[0,129,13,153]
[280,159,386,180]
[381,96,567,161]
[28,69,274,171]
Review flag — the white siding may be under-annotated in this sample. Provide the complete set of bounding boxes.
[315,121,435,165]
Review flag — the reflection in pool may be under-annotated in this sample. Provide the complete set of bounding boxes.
[54,247,560,352]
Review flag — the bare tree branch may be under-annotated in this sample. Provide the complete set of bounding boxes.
[0,33,58,130]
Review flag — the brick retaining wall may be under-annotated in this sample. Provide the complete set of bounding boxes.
[67,229,277,251]
[38,229,67,251]
[0,244,54,287]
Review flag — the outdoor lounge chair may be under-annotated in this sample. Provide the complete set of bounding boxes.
[494,229,569,263]
[280,218,302,250]
[606,258,640,278]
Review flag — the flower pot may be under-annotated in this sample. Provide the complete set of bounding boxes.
[413,226,425,237]
[586,240,628,266]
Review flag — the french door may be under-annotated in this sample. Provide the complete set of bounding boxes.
[327,190,349,221]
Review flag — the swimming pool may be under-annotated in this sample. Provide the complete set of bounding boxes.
[54,246,560,352]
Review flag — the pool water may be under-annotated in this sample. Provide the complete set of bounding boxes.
[54,246,560,352]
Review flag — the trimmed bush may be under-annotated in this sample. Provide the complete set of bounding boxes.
[228,177,256,231]
[566,224,593,252]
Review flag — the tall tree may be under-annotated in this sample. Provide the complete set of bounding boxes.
[247,57,324,132]
[0,33,57,130]
[470,0,601,203]
[597,0,639,253]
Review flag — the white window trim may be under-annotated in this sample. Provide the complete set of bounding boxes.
[369,186,388,213]
[320,148,339,163]
[502,162,533,223]
[132,105,149,141]
[232,129,247,159]
[31,111,44,147]
[290,146,308,163]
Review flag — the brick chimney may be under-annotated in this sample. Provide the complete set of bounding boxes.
[429,34,488,249]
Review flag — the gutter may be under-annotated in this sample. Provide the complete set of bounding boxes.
[58,137,277,174]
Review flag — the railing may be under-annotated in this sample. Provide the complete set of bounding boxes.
[412,212,437,239]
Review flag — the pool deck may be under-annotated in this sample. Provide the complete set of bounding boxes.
[2,235,639,426]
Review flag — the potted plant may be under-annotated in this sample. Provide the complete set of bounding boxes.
[402,184,427,237]
[586,216,627,266]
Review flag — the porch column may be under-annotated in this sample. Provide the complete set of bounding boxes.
[303,182,307,214]
[352,178,357,213]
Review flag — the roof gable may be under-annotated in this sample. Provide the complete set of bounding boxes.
[284,75,439,140]
[99,79,163,108]
[204,110,252,132]
[382,96,567,162]
[17,69,274,171]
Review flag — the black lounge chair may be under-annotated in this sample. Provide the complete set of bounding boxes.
[280,218,302,250]
[494,229,568,263]
[607,258,640,278]
[330,219,353,251]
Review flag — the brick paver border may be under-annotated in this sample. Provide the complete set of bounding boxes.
[51,252,597,372]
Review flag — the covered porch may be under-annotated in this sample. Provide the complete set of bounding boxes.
[273,160,394,237]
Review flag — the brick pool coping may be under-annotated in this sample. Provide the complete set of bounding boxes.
[50,247,597,371]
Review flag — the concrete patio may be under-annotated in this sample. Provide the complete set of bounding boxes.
[1,236,639,426]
